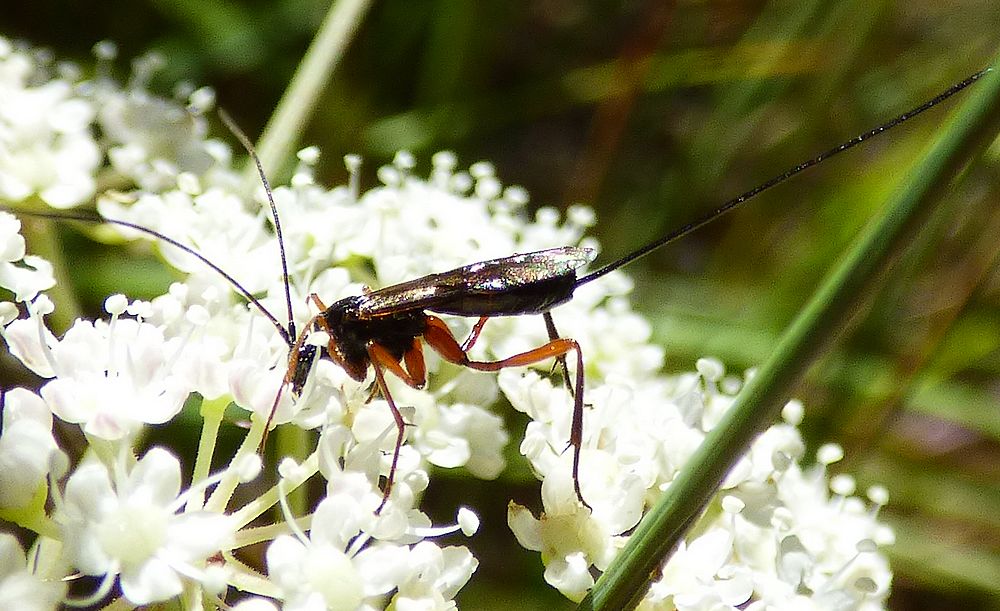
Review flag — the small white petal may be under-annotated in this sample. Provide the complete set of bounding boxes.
[543,552,593,602]
[817,443,844,465]
[104,294,128,316]
[867,485,889,506]
[457,507,479,537]
[119,556,183,604]
[507,503,542,552]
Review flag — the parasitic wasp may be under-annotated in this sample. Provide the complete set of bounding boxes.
[3,68,988,511]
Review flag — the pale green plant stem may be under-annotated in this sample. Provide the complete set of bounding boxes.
[188,396,229,511]
[205,413,267,513]
[247,0,374,183]
[231,450,319,530]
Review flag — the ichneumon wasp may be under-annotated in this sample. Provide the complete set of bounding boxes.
[3,68,988,511]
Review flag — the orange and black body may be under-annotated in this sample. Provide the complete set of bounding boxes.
[282,247,596,507]
[294,246,594,389]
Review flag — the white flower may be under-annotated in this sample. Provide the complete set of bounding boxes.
[266,496,477,610]
[231,598,280,611]
[650,529,754,610]
[38,316,189,440]
[0,212,24,262]
[503,357,894,608]
[267,533,367,611]
[508,501,613,601]
[57,447,236,604]
[98,188,282,295]
[316,413,427,535]
[0,212,56,302]
[393,375,509,480]
[391,542,478,610]
[0,388,62,509]
[0,533,65,611]
[0,43,98,208]
[1,314,58,378]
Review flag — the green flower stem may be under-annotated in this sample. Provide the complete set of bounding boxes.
[581,58,1000,611]
[224,550,281,598]
[247,0,373,183]
[231,451,318,532]
[234,514,311,549]
[205,411,267,513]
[188,396,228,510]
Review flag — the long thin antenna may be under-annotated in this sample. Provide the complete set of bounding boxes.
[576,67,991,286]
[219,109,298,343]
[2,205,291,345]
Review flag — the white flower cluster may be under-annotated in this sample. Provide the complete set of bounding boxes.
[0,37,894,610]
[0,39,481,610]
[505,368,895,609]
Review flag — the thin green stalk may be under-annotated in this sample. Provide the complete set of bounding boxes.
[231,451,319,530]
[247,0,373,183]
[188,396,228,510]
[581,58,1000,611]
[205,413,267,513]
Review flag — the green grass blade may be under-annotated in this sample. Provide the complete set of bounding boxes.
[248,0,373,182]
[580,58,1000,611]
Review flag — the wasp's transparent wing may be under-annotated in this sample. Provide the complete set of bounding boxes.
[356,247,596,318]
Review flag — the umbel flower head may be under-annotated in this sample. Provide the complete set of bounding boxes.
[0,37,893,609]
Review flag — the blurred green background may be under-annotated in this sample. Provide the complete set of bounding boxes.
[2,1,998,609]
